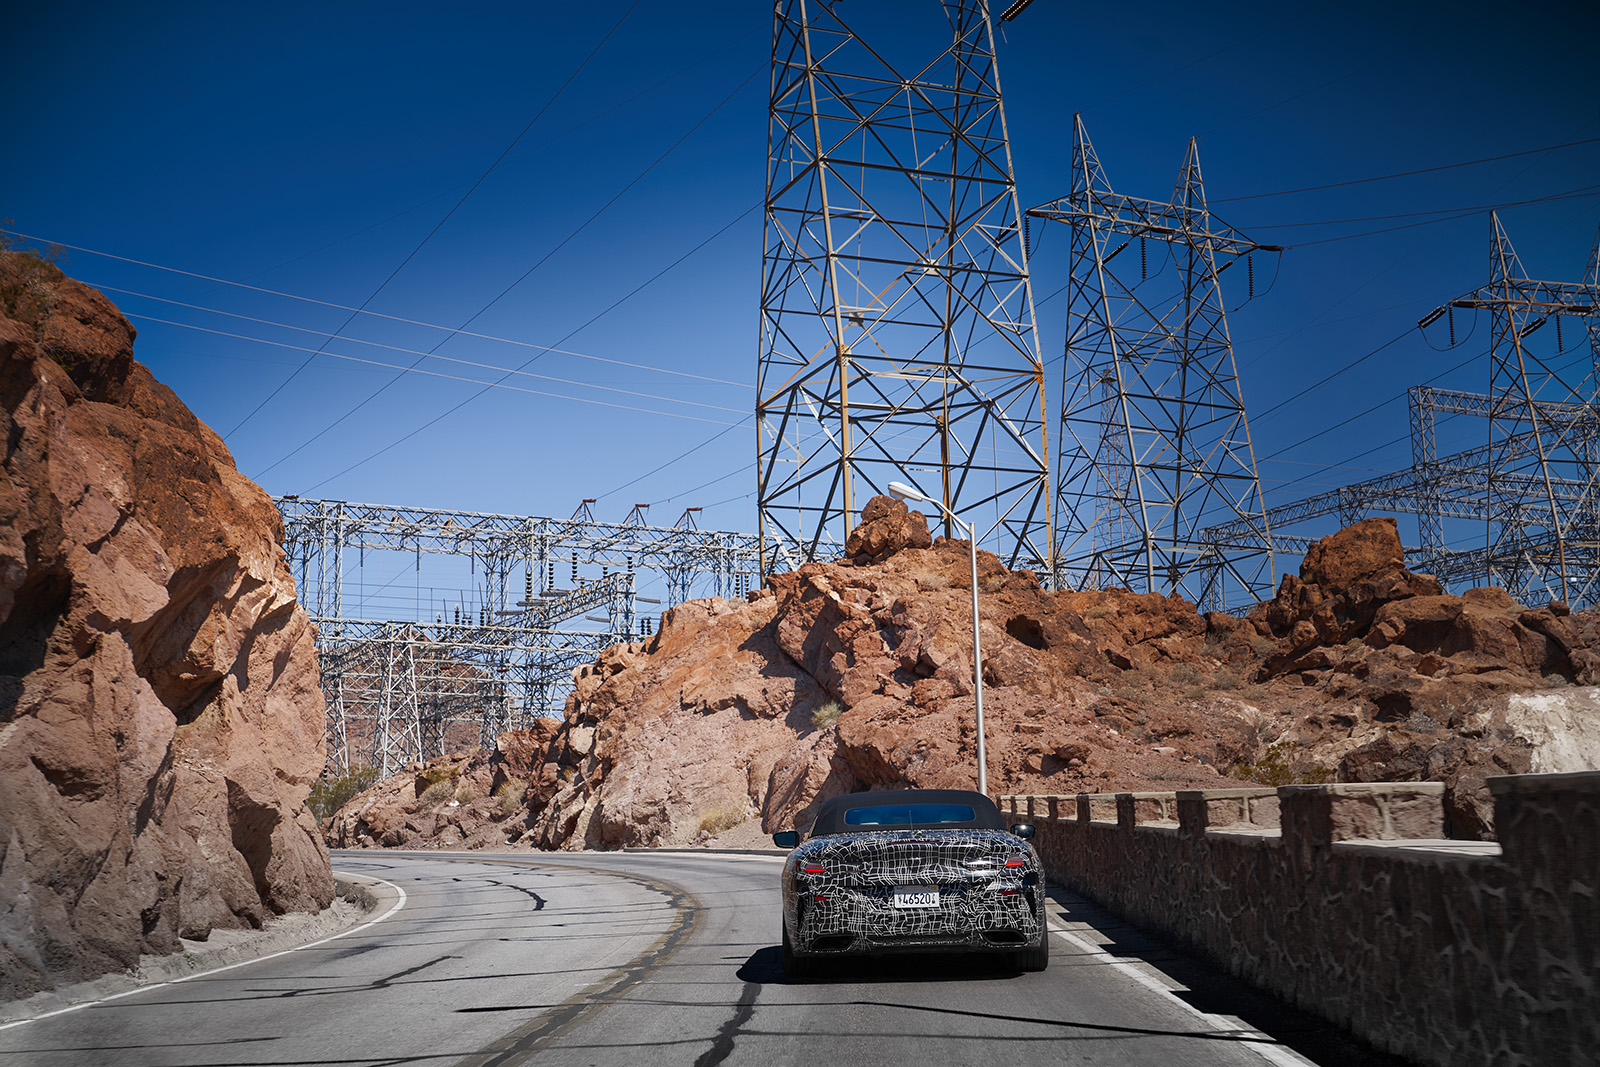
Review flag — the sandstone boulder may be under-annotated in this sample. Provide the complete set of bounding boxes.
[843,494,932,564]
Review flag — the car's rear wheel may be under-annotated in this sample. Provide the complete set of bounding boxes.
[1016,927,1050,972]
[782,922,817,983]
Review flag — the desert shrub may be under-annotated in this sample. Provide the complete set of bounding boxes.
[1249,635,1276,658]
[921,574,952,591]
[696,803,747,838]
[1228,742,1334,787]
[418,779,456,809]
[493,780,527,816]
[1081,603,1116,620]
[811,700,843,730]
[308,765,380,821]
[455,781,475,804]
[0,229,68,327]
[419,764,457,788]
[1208,667,1244,690]
[1169,663,1200,686]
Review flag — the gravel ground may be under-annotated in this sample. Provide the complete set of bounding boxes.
[0,876,381,1027]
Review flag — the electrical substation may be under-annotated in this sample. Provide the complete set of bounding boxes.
[285,0,1600,771]
[278,496,794,775]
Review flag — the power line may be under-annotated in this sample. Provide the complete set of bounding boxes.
[1074,0,1338,114]
[1202,10,1493,135]
[1288,188,1600,247]
[90,282,750,389]
[302,186,763,492]
[597,418,751,502]
[264,61,764,480]
[1256,184,1600,230]
[1211,136,1600,203]
[1250,328,1414,423]
[127,313,742,424]
[225,0,643,439]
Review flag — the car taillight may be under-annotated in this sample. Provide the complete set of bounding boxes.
[802,864,826,875]
[1004,857,1028,868]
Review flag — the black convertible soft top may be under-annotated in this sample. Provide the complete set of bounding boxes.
[806,789,1008,837]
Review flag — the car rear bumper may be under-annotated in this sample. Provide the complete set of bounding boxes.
[793,883,1042,955]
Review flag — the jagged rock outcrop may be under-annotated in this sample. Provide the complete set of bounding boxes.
[0,252,332,1001]
[1241,518,1600,834]
[322,726,559,849]
[333,504,1600,852]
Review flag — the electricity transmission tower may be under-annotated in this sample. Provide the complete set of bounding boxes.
[1031,116,1281,611]
[757,0,1052,577]
[1411,214,1600,602]
[278,497,787,775]
[1201,214,1600,607]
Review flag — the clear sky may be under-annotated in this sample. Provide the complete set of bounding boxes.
[5,0,1599,609]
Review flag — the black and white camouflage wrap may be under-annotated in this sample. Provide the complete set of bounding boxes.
[780,827,1045,957]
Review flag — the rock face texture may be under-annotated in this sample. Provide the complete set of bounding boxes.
[0,253,332,1001]
[323,726,557,850]
[333,505,1600,853]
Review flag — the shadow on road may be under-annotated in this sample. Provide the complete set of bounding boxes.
[736,945,1023,986]
[1048,888,1412,1067]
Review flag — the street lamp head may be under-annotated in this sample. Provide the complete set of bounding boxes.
[886,481,929,503]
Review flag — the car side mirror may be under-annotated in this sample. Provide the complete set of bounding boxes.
[772,830,800,848]
[1010,823,1035,840]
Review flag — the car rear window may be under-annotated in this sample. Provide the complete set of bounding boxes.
[843,803,977,827]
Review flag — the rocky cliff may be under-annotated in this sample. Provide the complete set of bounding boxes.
[0,252,332,1001]
[330,504,1600,852]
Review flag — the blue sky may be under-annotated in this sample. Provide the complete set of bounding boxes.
[5,0,1599,610]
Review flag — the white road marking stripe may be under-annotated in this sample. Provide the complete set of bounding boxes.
[1048,921,1316,1067]
[0,875,409,1032]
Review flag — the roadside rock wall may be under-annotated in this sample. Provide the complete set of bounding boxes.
[1001,771,1599,1067]
[0,253,331,1001]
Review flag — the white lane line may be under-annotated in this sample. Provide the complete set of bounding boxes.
[1048,921,1315,1067]
[0,875,409,1032]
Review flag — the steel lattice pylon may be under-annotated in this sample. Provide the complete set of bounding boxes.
[1415,214,1600,603]
[1200,215,1600,608]
[757,0,1052,575]
[278,497,792,775]
[1032,117,1279,612]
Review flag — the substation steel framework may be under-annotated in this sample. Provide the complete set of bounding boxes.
[756,0,1053,577]
[1030,116,1282,612]
[1200,214,1600,608]
[278,497,791,775]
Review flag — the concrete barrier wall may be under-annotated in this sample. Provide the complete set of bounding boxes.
[999,771,1598,1067]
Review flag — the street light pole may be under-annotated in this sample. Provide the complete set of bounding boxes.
[886,482,987,796]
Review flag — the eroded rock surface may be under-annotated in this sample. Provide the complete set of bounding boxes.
[334,507,1600,852]
[0,253,331,1001]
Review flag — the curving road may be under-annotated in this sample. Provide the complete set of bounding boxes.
[0,850,1403,1066]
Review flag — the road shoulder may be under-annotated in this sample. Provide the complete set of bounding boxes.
[0,872,388,1027]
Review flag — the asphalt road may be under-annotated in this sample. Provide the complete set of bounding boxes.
[0,850,1405,1067]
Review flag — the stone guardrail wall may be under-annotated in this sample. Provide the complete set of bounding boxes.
[999,771,1598,1067]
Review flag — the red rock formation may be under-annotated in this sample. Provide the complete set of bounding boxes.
[334,504,1600,853]
[0,252,332,1001]
[323,726,558,849]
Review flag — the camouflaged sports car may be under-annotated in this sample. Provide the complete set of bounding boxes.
[772,789,1048,980]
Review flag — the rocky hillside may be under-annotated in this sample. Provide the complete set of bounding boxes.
[327,499,1600,853]
[0,252,332,1001]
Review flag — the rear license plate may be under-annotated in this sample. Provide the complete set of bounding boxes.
[892,885,940,908]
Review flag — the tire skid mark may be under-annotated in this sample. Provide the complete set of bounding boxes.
[692,980,759,1067]
[429,856,702,1067]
